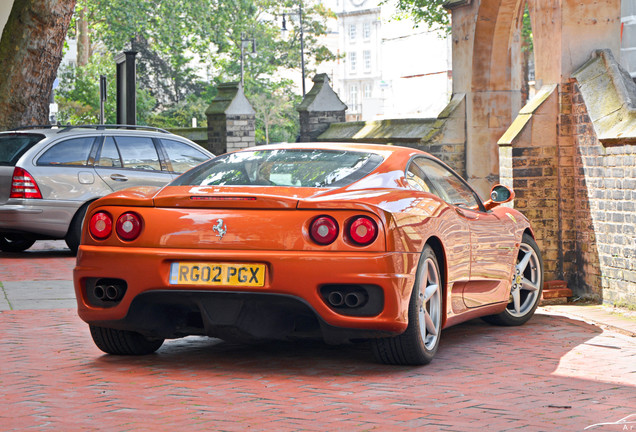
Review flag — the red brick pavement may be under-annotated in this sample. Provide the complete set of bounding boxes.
[0,245,75,282]
[1,242,635,431]
[0,308,634,431]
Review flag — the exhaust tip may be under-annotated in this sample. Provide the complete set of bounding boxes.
[344,292,364,308]
[94,285,106,300]
[320,284,383,317]
[87,278,127,307]
[105,285,120,301]
[327,291,344,307]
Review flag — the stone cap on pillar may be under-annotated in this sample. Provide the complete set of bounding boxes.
[205,82,255,116]
[297,73,347,113]
[443,0,472,9]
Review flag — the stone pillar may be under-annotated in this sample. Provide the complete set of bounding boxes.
[205,82,255,155]
[493,0,621,291]
[446,0,620,198]
[297,74,347,142]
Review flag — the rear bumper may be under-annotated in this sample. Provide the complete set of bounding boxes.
[0,199,78,238]
[74,246,419,340]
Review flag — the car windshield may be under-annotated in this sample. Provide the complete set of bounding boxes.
[171,148,384,188]
[0,133,45,166]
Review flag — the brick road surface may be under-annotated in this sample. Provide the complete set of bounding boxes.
[1,242,635,431]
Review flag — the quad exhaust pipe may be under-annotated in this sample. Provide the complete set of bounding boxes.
[344,292,364,308]
[92,280,126,303]
[326,288,367,309]
[327,291,344,307]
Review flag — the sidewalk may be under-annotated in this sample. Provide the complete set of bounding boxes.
[541,304,636,337]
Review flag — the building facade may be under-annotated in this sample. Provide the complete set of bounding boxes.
[321,0,452,121]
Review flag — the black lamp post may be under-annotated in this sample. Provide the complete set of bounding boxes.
[240,33,256,87]
[281,1,306,97]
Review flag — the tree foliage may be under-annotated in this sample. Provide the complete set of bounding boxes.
[249,82,301,144]
[388,0,450,32]
[55,53,155,125]
[0,0,76,129]
[57,0,335,140]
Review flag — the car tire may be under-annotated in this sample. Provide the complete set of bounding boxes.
[372,245,443,365]
[0,234,36,253]
[482,233,544,326]
[65,203,90,255]
[89,325,164,355]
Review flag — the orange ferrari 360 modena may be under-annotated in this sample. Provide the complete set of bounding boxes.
[74,142,543,365]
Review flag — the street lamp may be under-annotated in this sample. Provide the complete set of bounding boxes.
[240,33,256,87]
[281,1,306,96]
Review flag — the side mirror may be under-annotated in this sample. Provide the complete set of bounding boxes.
[483,184,515,210]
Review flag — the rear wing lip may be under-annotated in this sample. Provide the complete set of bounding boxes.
[153,194,300,209]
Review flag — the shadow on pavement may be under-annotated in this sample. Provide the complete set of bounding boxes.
[89,313,603,377]
[0,249,74,259]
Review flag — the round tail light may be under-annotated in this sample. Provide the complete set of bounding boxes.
[349,216,378,246]
[310,216,339,245]
[89,211,113,240]
[116,212,143,241]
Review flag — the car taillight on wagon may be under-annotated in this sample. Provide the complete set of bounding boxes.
[9,167,42,199]
[116,212,143,241]
[89,212,113,240]
[309,216,339,245]
[348,216,378,246]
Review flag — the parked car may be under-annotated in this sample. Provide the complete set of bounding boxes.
[0,125,214,253]
[73,142,543,365]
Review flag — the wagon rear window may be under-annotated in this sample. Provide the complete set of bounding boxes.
[0,133,45,166]
[172,149,384,188]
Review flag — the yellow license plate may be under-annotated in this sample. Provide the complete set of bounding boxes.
[169,262,266,287]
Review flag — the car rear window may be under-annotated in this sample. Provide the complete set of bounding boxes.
[114,136,161,171]
[0,133,45,166]
[37,137,96,166]
[172,148,384,188]
[161,139,210,173]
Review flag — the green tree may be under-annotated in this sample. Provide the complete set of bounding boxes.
[59,0,336,135]
[389,0,450,31]
[0,0,76,129]
[82,0,334,106]
[249,82,300,144]
[55,53,155,125]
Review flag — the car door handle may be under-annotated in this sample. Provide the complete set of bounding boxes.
[455,208,479,220]
[110,174,128,182]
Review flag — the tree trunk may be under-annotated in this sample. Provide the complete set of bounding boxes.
[77,6,90,66]
[0,0,76,130]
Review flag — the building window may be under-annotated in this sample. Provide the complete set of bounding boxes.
[364,84,372,99]
[349,24,357,40]
[349,52,357,72]
[363,50,371,71]
[350,85,359,110]
[363,22,371,39]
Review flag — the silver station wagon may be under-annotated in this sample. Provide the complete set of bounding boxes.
[0,125,214,253]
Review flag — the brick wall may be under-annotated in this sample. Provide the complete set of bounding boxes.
[499,89,563,281]
[557,82,578,290]
[299,111,346,143]
[226,114,256,152]
[571,83,636,305]
[207,114,255,155]
[207,115,227,155]
[500,80,636,306]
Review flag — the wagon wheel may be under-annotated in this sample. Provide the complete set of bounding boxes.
[0,234,36,253]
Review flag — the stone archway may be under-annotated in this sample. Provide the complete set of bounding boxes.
[449,0,620,197]
[448,0,623,294]
[460,0,530,195]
